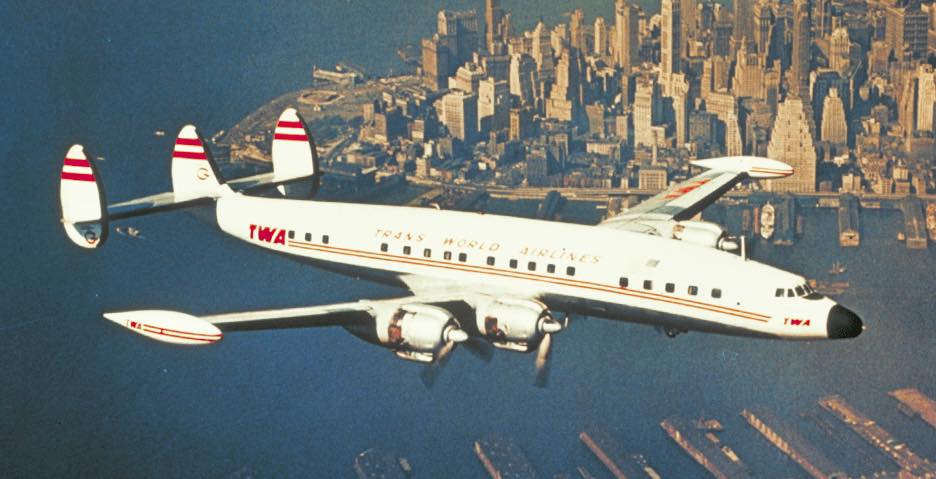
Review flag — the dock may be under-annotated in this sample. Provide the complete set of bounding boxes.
[900,196,928,249]
[660,416,751,479]
[819,395,936,477]
[889,388,936,431]
[474,436,538,479]
[741,407,846,479]
[579,427,659,478]
[838,195,860,247]
[774,194,796,245]
[353,449,411,479]
[537,190,566,220]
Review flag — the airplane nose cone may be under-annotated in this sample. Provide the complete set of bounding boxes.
[827,305,863,339]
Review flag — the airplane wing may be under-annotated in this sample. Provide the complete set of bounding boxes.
[600,156,793,230]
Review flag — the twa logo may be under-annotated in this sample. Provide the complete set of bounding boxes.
[249,224,287,245]
[784,317,812,326]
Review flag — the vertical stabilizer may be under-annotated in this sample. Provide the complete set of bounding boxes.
[171,125,225,202]
[272,108,320,198]
[60,145,108,248]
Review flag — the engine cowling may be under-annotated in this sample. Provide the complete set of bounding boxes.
[475,298,562,352]
[345,303,467,363]
[633,219,737,251]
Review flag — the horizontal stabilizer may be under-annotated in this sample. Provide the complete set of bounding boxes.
[691,156,793,179]
[60,145,108,248]
[103,310,223,345]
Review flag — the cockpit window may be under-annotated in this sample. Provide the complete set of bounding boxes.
[795,286,805,296]
[779,283,824,299]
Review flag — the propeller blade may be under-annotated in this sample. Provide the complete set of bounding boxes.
[420,338,457,388]
[534,332,553,388]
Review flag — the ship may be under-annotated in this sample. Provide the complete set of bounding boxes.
[927,203,936,240]
[760,202,775,240]
[828,261,846,275]
[154,129,166,137]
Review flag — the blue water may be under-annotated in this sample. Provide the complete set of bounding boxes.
[3,1,936,477]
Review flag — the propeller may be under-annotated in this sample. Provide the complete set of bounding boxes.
[463,336,495,363]
[420,325,468,387]
[533,314,565,388]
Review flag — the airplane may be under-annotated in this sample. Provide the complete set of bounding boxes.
[59,107,863,386]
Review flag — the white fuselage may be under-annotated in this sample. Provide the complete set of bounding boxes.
[214,195,840,340]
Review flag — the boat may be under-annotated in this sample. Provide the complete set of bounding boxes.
[115,226,142,238]
[154,129,166,137]
[898,231,906,241]
[760,202,775,240]
[927,203,936,240]
[829,261,846,275]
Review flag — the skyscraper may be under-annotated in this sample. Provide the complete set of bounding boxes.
[442,89,478,143]
[438,10,481,68]
[829,27,850,74]
[569,9,585,52]
[593,17,607,56]
[885,5,930,60]
[790,0,811,100]
[478,77,509,134]
[614,0,639,72]
[485,0,509,54]
[661,0,682,86]
[767,96,817,192]
[509,53,537,106]
[733,0,754,51]
[916,65,936,133]
[820,87,847,145]
[634,76,658,147]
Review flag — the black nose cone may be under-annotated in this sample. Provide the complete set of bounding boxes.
[827,305,863,339]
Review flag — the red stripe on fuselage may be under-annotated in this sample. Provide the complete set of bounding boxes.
[283,239,770,323]
[61,172,95,182]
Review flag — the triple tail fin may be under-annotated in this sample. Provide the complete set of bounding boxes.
[272,108,320,198]
[171,125,226,201]
[60,145,108,248]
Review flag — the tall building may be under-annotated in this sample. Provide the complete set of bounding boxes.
[593,17,607,56]
[546,48,583,122]
[441,89,478,143]
[421,36,451,90]
[680,0,696,47]
[509,107,533,141]
[733,0,754,51]
[634,76,659,147]
[509,53,537,106]
[451,62,485,94]
[753,0,773,56]
[478,77,509,134]
[790,0,811,100]
[829,27,850,74]
[916,65,936,133]
[671,74,690,146]
[531,21,555,87]
[767,96,817,192]
[885,5,929,60]
[820,88,847,145]
[485,0,509,54]
[614,0,639,72]
[437,10,481,68]
[706,91,743,156]
[569,9,585,52]
[661,0,682,88]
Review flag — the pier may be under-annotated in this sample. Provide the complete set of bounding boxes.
[353,449,411,479]
[537,191,566,220]
[660,417,751,479]
[474,436,538,479]
[819,395,936,477]
[900,197,928,249]
[741,407,845,479]
[579,427,658,478]
[889,388,936,431]
[838,195,860,247]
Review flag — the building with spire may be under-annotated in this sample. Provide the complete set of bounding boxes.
[614,0,639,73]
[820,87,847,145]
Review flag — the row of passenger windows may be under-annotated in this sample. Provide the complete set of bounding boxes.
[619,276,722,299]
[382,243,577,276]
[286,231,330,244]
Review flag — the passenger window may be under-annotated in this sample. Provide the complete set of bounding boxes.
[458,253,467,262]
[380,243,388,252]
[643,280,652,290]
[322,235,329,244]
[403,246,411,255]
[775,288,784,297]
[487,256,495,266]
[527,262,536,271]
[304,233,312,242]
[688,285,698,296]
[444,251,452,260]
[619,277,628,288]
[712,288,722,299]
[510,259,518,269]
[423,248,431,258]
[566,266,576,276]
[787,289,795,297]
[547,264,556,273]
[288,230,295,240]
[665,283,675,293]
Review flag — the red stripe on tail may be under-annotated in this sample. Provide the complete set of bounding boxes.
[274,133,308,141]
[277,120,304,128]
[61,172,96,182]
[175,138,202,146]
[63,158,91,167]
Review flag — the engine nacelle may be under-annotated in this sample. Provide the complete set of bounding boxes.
[475,298,561,352]
[345,303,465,363]
[637,219,737,251]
